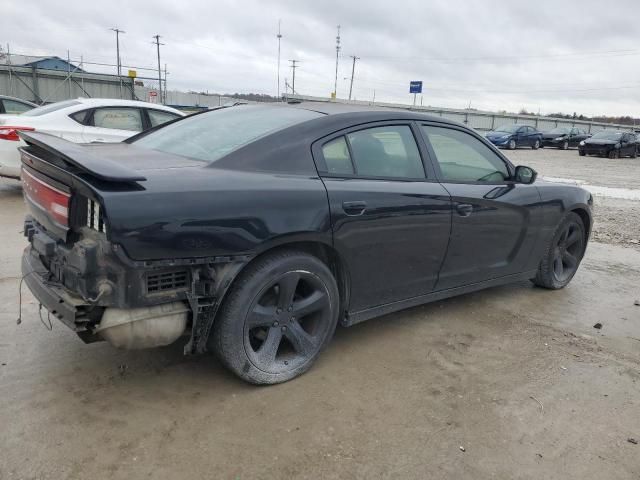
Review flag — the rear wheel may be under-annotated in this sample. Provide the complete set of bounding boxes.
[532,139,540,150]
[532,212,586,289]
[210,250,340,384]
[608,149,619,159]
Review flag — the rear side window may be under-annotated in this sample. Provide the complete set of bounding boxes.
[148,109,181,127]
[345,125,424,179]
[322,137,354,174]
[3,99,33,114]
[22,100,81,117]
[70,110,89,125]
[422,125,509,182]
[93,108,143,131]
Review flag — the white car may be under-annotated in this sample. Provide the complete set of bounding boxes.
[0,98,184,179]
[0,95,38,116]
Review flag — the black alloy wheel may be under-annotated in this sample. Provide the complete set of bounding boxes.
[532,212,586,289]
[551,222,584,283]
[210,250,339,384]
[244,270,333,375]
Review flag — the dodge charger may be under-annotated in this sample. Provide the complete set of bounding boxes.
[19,103,593,384]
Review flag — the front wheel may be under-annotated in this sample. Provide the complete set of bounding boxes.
[508,139,517,150]
[210,250,340,384]
[579,150,586,156]
[532,212,586,289]
[608,149,619,159]
[562,141,569,150]
[532,139,540,150]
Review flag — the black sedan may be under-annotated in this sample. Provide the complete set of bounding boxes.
[18,104,593,384]
[541,127,590,149]
[578,130,637,158]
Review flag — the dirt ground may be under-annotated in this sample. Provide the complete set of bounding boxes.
[1,148,639,479]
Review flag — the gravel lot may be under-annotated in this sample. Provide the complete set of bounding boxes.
[1,148,639,479]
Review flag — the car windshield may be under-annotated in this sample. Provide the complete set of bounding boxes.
[494,125,519,133]
[548,127,569,135]
[133,105,324,163]
[21,100,81,117]
[592,131,622,140]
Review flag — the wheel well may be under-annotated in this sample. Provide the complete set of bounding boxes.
[571,208,591,239]
[231,241,350,317]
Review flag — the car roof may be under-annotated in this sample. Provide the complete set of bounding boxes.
[73,98,183,114]
[282,100,465,126]
[0,95,38,107]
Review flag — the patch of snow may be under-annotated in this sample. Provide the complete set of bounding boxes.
[541,176,640,201]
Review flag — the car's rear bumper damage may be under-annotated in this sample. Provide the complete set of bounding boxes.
[22,215,248,354]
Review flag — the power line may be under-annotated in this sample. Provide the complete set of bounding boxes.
[152,34,164,103]
[348,55,359,100]
[334,25,341,98]
[110,27,125,98]
[276,20,283,98]
[289,59,300,94]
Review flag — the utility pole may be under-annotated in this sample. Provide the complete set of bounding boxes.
[334,25,341,99]
[152,34,164,103]
[163,63,168,103]
[289,59,300,95]
[110,28,125,98]
[276,20,283,99]
[348,55,359,101]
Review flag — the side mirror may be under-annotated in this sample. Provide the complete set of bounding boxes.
[514,165,537,184]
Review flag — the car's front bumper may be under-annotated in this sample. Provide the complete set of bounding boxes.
[486,137,510,147]
[579,146,613,156]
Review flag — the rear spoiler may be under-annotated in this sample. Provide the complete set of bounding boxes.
[19,131,147,182]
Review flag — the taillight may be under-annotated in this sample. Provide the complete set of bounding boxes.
[0,126,35,141]
[22,169,70,227]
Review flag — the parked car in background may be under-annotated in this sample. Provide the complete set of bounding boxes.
[0,95,38,116]
[485,124,542,150]
[578,130,636,159]
[541,127,590,149]
[19,103,592,384]
[0,98,184,179]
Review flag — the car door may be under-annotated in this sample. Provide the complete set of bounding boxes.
[313,122,452,313]
[515,126,527,146]
[83,107,144,142]
[419,123,544,290]
[621,133,636,156]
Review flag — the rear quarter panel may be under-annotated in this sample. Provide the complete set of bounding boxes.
[101,167,332,261]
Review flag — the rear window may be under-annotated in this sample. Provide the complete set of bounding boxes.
[22,100,81,117]
[132,105,323,163]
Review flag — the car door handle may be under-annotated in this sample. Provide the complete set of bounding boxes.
[456,203,474,217]
[342,201,367,216]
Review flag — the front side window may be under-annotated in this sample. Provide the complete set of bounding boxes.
[422,125,510,182]
[93,108,143,131]
[148,109,181,127]
[3,99,34,114]
[345,125,424,179]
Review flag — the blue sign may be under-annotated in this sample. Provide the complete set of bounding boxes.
[409,81,422,94]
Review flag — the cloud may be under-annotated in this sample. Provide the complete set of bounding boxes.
[4,0,640,116]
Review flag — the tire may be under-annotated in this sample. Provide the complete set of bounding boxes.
[562,141,569,150]
[608,149,619,159]
[210,250,340,384]
[532,139,540,150]
[532,212,586,290]
[579,150,586,156]
[631,149,637,159]
[508,139,516,150]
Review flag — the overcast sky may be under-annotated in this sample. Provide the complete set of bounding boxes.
[4,0,640,116]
